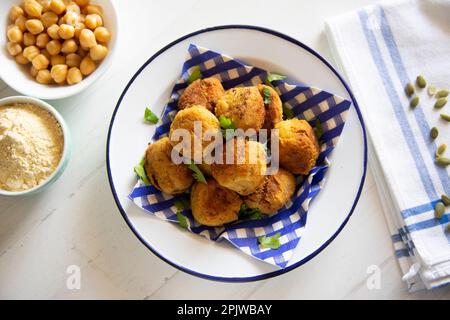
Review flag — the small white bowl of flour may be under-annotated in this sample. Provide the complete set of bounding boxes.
[0,96,71,196]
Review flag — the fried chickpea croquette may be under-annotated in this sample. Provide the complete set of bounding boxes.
[244,168,296,214]
[144,137,193,195]
[178,78,225,112]
[169,105,221,160]
[275,119,320,175]
[258,84,283,130]
[211,139,267,196]
[191,179,242,226]
[215,87,265,132]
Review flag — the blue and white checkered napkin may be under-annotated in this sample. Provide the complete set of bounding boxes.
[129,44,351,268]
[326,0,450,290]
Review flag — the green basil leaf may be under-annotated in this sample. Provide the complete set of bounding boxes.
[258,232,282,249]
[144,108,159,124]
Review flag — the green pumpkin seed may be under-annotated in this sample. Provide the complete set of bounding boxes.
[435,98,448,109]
[436,157,450,166]
[437,144,447,157]
[436,89,449,98]
[410,96,420,108]
[430,127,439,139]
[435,202,445,219]
[440,113,450,122]
[416,75,427,88]
[442,194,450,206]
[405,83,414,97]
[428,85,437,96]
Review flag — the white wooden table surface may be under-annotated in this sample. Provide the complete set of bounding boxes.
[1,0,449,300]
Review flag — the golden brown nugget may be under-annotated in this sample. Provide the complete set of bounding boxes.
[275,119,320,175]
[190,179,242,226]
[211,139,267,196]
[258,84,283,130]
[144,137,193,194]
[178,78,225,112]
[215,87,265,132]
[244,168,296,214]
[169,105,221,160]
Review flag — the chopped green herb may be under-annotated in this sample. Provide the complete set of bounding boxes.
[258,232,282,249]
[314,119,324,141]
[176,212,189,229]
[134,158,151,185]
[267,73,286,83]
[144,108,159,124]
[238,203,266,220]
[174,197,190,212]
[188,162,207,184]
[187,66,202,84]
[263,87,271,105]
[219,115,236,130]
[219,115,236,139]
[282,104,294,120]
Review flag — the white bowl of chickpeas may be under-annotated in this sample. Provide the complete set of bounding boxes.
[0,0,117,100]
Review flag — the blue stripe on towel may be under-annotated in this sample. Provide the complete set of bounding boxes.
[358,10,438,200]
[377,6,450,194]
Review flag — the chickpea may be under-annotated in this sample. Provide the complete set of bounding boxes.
[90,44,108,61]
[37,0,51,12]
[41,11,59,28]
[49,0,66,15]
[74,23,85,38]
[59,24,75,39]
[15,15,28,32]
[61,39,78,54]
[26,19,45,35]
[36,33,50,48]
[85,14,102,30]
[66,2,80,14]
[15,53,29,65]
[64,11,79,26]
[32,54,50,70]
[50,54,65,66]
[79,29,96,48]
[47,24,60,39]
[74,0,90,6]
[23,32,37,46]
[36,69,52,84]
[67,67,82,85]
[79,55,95,75]
[24,0,43,18]
[9,5,24,21]
[7,26,23,43]
[23,45,40,61]
[7,42,22,56]
[46,39,62,55]
[51,64,68,83]
[85,5,102,16]
[30,66,39,77]
[94,27,111,43]
[66,53,81,67]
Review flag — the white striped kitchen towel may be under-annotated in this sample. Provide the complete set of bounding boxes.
[326,0,450,291]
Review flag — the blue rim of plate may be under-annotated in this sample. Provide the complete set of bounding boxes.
[106,25,368,282]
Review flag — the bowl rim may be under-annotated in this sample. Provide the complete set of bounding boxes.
[0,95,71,196]
[0,0,119,100]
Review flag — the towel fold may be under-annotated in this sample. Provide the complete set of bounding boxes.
[326,0,450,291]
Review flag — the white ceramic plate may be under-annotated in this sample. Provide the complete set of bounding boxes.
[107,25,367,282]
